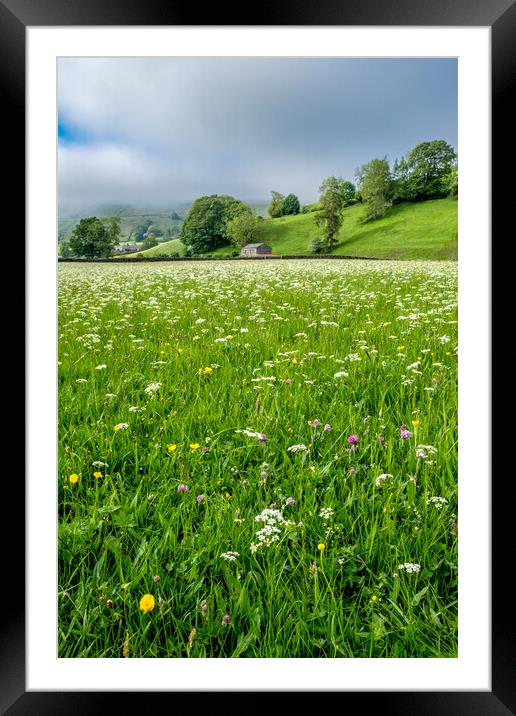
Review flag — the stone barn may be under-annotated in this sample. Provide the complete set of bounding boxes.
[240,243,273,257]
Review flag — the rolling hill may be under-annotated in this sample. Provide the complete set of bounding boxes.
[124,198,458,261]
[122,238,186,257]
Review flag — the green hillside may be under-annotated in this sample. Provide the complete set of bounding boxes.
[214,199,458,260]
[121,198,457,261]
[123,238,185,257]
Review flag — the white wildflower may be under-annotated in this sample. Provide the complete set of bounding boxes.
[220,551,240,561]
[398,563,421,574]
[416,444,438,459]
[406,361,421,371]
[251,508,290,552]
[235,428,266,441]
[287,444,308,453]
[426,496,448,510]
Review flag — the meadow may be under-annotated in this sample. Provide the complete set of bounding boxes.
[58,260,458,658]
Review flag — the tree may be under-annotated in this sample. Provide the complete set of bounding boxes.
[104,216,121,247]
[164,225,181,239]
[446,166,458,199]
[142,233,159,250]
[58,238,73,257]
[268,191,285,218]
[340,181,356,206]
[315,176,349,252]
[356,157,393,221]
[226,210,259,249]
[169,211,182,220]
[179,195,252,254]
[309,237,324,254]
[392,156,410,202]
[282,193,301,216]
[393,140,457,200]
[69,216,120,258]
[132,218,153,242]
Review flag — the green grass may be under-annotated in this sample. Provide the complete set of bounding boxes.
[123,238,185,258]
[208,199,457,260]
[58,260,457,658]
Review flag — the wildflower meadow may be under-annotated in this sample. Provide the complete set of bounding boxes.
[58,260,458,658]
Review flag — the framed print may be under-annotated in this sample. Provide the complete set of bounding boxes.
[4,0,510,711]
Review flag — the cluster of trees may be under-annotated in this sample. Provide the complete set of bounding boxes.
[311,140,456,251]
[392,140,457,202]
[180,195,261,255]
[267,191,301,218]
[131,218,169,245]
[66,216,121,258]
[130,216,182,246]
[356,139,457,221]
[131,218,154,243]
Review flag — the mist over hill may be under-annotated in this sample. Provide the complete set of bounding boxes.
[58,199,271,245]
[58,202,193,221]
[59,199,270,220]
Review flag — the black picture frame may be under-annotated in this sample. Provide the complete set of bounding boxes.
[6,0,509,712]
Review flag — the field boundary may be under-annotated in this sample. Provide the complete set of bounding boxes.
[58,254,386,263]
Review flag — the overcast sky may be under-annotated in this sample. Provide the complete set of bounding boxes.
[58,57,457,213]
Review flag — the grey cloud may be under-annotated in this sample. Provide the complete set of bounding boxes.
[58,57,457,210]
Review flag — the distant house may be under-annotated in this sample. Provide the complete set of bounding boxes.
[240,243,273,257]
[113,244,140,255]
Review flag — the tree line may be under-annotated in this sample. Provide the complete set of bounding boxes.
[313,139,457,252]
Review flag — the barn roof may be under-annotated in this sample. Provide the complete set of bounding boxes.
[242,243,271,248]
